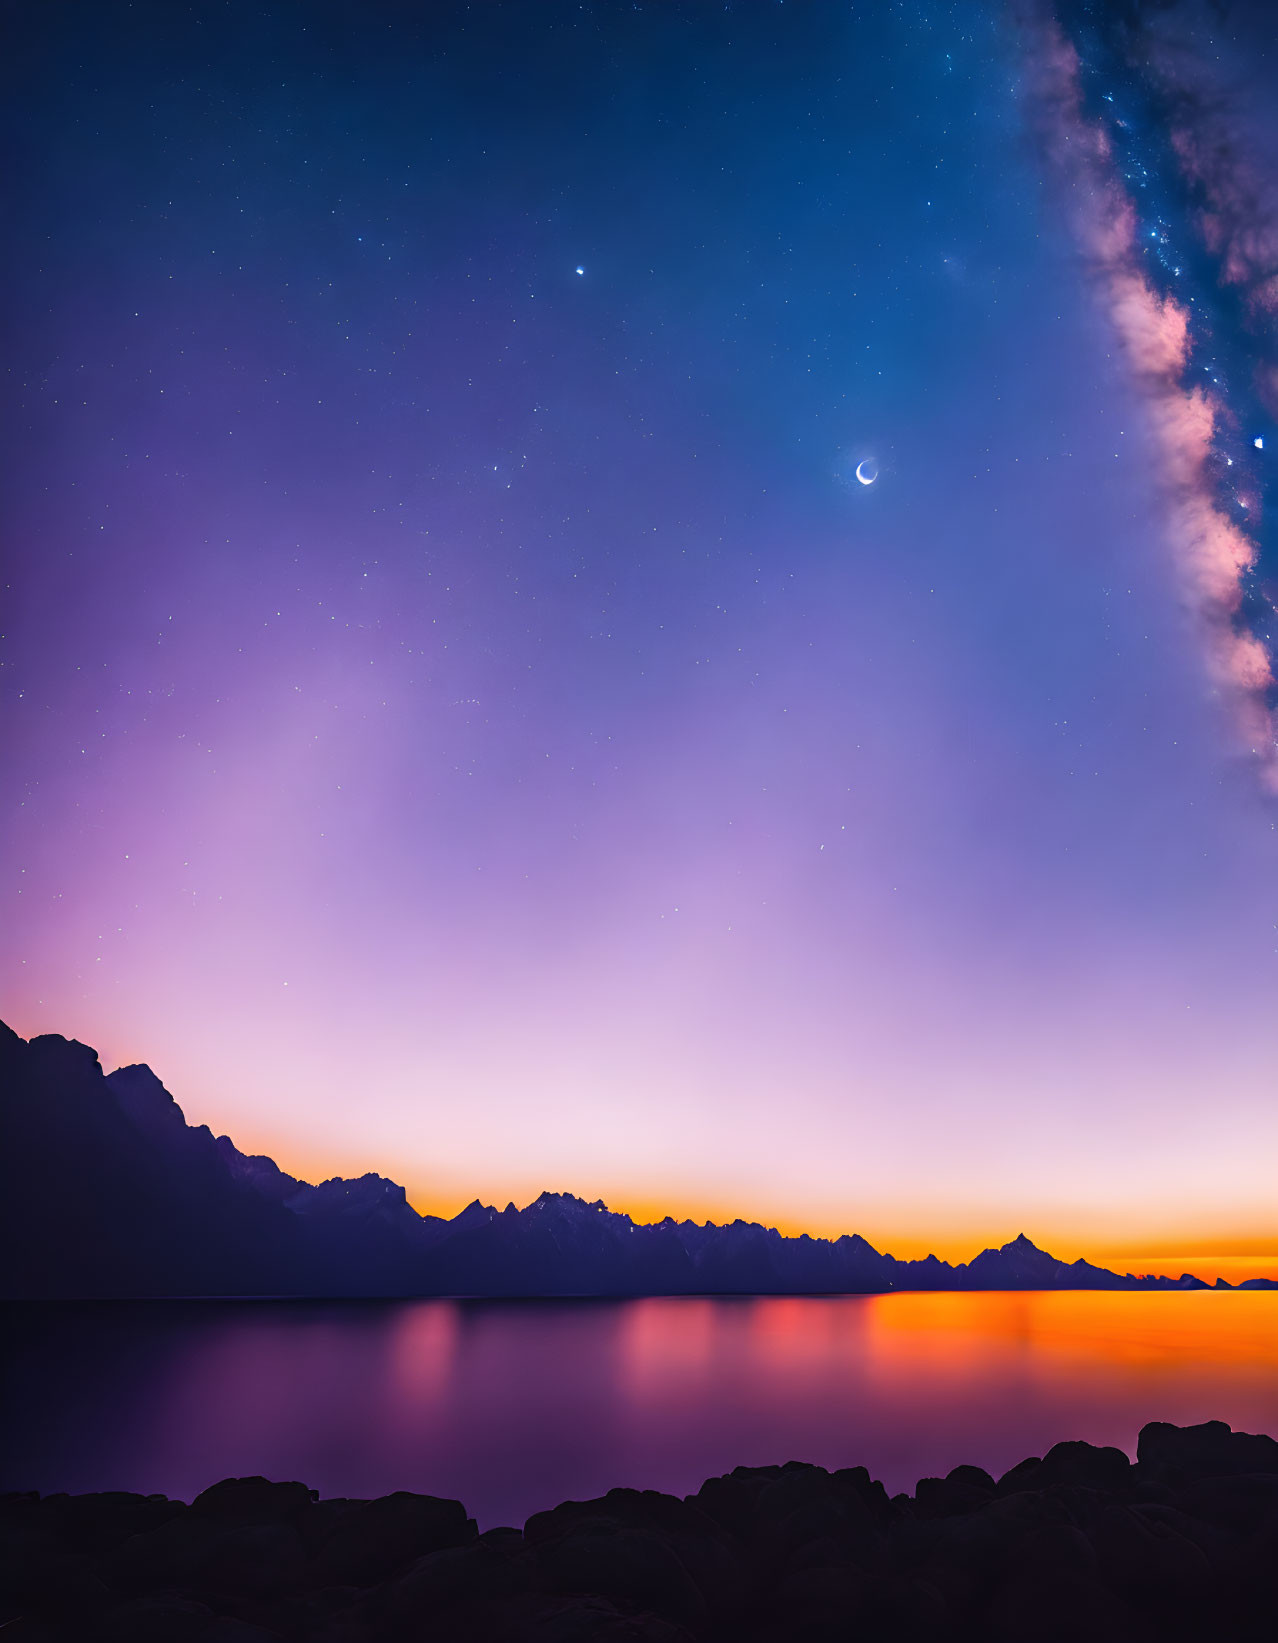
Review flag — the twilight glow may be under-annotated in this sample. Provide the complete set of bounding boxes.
[4,0,1278,1271]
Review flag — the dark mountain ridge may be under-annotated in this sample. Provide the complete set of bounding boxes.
[2,1020,1269,1300]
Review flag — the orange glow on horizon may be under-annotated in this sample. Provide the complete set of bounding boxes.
[239,1132,1278,1286]
[38,1048,1275,1290]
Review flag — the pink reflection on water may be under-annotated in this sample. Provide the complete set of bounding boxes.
[5,1292,1278,1528]
[388,1300,459,1404]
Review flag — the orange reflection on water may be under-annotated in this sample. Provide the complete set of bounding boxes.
[852,1291,1278,1473]
[860,1290,1278,1373]
[9,1292,1278,1527]
[608,1291,1278,1490]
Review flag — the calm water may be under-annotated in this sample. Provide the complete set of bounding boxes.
[5,1292,1278,1529]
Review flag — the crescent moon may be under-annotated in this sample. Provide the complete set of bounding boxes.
[855,459,878,486]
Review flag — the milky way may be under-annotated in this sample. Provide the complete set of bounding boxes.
[1030,0,1278,787]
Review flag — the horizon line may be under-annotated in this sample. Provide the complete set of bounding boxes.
[12,1024,1278,1286]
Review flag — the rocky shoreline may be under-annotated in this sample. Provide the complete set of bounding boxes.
[4,1419,1278,1641]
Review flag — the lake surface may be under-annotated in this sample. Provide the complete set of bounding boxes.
[5,1291,1278,1529]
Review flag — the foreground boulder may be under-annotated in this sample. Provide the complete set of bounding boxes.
[1137,1418,1278,1482]
[309,1490,476,1587]
[4,1422,1278,1640]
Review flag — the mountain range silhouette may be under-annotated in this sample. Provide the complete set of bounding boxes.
[3,1021,1270,1299]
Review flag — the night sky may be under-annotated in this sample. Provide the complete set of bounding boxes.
[5,0,1278,1268]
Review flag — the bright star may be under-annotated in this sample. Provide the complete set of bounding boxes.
[575,266,585,276]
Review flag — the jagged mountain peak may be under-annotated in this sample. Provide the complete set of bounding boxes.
[530,1190,604,1210]
[299,1173,411,1208]
[107,1063,181,1113]
[109,1061,165,1085]
[0,1017,1239,1299]
[106,1061,205,1150]
[28,1033,102,1074]
[450,1198,499,1230]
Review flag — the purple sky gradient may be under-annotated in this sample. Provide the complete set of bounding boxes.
[4,0,1277,1261]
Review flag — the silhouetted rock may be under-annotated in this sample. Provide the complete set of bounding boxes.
[94,1594,216,1642]
[765,1562,870,1641]
[204,1621,285,1643]
[925,1486,1071,1592]
[517,1596,698,1642]
[1172,1471,1278,1533]
[996,1439,1131,1495]
[1137,1418,1278,1482]
[913,1466,995,1518]
[312,1491,475,1587]
[360,1531,535,1633]
[99,1512,215,1594]
[7,1422,1278,1640]
[20,1491,182,1557]
[1090,1502,1212,1602]
[197,1522,307,1599]
[191,1478,314,1526]
[534,1522,706,1625]
[982,1569,1138,1643]
[526,1488,746,1627]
